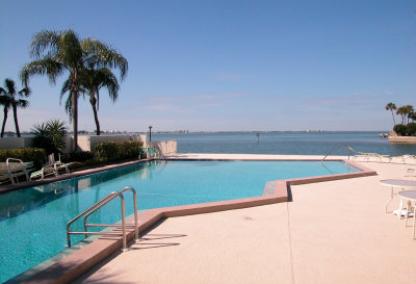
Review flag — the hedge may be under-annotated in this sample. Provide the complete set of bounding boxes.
[62,151,94,163]
[0,148,46,168]
[394,123,416,136]
[93,141,143,163]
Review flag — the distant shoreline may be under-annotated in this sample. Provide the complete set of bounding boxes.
[4,130,388,137]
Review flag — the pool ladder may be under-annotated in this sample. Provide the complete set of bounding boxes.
[66,186,138,251]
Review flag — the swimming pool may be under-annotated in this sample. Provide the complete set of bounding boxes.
[0,160,358,282]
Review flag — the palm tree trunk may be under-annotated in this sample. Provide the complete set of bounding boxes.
[89,92,101,135]
[390,110,396,126]
[71,73,79,152]
[1,107,8,138]
[12,105,21,137]
[72,93,78,151]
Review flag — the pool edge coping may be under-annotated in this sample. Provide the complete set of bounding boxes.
[0,158,154,194]
[6,158,377,284]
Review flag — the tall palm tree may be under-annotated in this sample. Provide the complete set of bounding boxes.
[405,105,414,124]
[396,105,414,124]
[396,107,407,124]
[0,79,30,137]
[385,102,397,127]
[63,67,120,135]
[20,30,128,151]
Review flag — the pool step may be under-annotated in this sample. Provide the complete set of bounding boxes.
[263,181,278,195]
[86,223,137,228]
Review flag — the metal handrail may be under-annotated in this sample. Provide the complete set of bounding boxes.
[66,186,138,251]
[321,144,352,161]
[83,187,139,241]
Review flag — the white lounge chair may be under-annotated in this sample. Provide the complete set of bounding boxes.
[49,153,71,175]
[30,154,71,181]
[0,164,11,184]
[398,155,416,165]
[29,164,56,181]
[347,146,391,162]
[5,158,33,184]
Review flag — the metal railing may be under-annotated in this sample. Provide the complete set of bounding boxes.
[66,186,138,251]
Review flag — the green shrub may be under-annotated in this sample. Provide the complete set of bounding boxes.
[93,142,119,162]
[394,124,408,136]
[93,141,143,163]
[120,141,144,159]
[0,148,46,168]
[62,151,94,163]
[406,123,416,136]
[394,123,416,136]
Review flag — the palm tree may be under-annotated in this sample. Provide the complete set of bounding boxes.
[385,102,397,127]
[20,30,128,151]
[409,112,416,123]
[0,79,30,137]
[63,67,120,135]
[405,105,414,124]
[397,106,407,124]
[396,105,414,124]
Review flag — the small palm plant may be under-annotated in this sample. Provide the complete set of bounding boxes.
[32,119,67,154]
[0,79,30,137]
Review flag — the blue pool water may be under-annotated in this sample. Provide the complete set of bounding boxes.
[0,160,358,282]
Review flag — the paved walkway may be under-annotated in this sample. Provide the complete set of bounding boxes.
[80,160,416,284]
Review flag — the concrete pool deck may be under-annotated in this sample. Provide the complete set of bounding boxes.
[78,155,416,284]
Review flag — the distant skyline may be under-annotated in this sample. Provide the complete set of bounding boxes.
[1,0,415,132]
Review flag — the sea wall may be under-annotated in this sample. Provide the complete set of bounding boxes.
[0,137,32,148]
[0,134,148,153]
[388,135,416,144]
[153,140,177,155]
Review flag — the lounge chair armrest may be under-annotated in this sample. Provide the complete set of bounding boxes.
[6,158,24,164]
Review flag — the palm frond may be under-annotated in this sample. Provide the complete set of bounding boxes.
[0,94,12,107]
[20,58,64,86]
[30,30,61,58]
[31,122,49,136]
[81,38,128,79]
[64,95,73,120]
[5,79,16,95]
[15,99,29,109]
[98,68,119,101]
[18,87,31,97]
[59,30,83,67]
[60,78,71,100]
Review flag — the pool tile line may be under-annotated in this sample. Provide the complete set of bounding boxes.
[8,159,376,284]
[0,158,154,194]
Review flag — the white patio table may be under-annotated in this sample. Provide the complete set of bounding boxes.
[398,190,416,240]
[379,179,416,216]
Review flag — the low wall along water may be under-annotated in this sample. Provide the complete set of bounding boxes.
[0,134,177,156]
[388,136,416,144]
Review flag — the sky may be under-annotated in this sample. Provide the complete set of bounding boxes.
[0,0,415,132]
